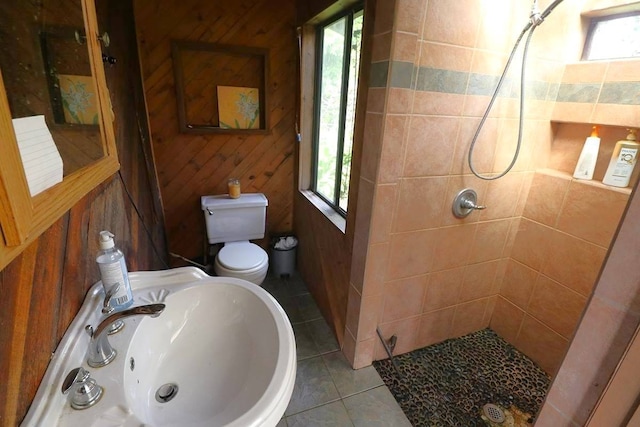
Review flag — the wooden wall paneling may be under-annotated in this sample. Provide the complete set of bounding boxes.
[17,216,68,420]
[135,0,297,262]
[0,0,168,423]
[0,243,38,427]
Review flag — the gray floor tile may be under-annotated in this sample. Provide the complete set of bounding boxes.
[278,295,304,323]
[322,351,384,398]
[307,318,340,353]
[296,293,323,321]
[286,401,354,427]
[276,418,288,427]
[293,322,320,360]
[285,356,341,416]
[342,386,412,427]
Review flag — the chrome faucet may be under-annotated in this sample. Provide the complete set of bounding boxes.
[86,303,165,367]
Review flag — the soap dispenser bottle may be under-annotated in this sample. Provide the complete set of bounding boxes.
[96,230,133,310]
[602,129,639,188]
[573,126,600,180]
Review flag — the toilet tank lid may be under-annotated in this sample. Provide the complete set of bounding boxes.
[201,193,268,210]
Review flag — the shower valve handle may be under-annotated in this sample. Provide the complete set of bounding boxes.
[452,188,486,218]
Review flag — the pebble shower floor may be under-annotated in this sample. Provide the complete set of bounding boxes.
[373,329,551,426]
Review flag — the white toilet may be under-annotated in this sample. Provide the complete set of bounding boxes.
[201,193,269,286]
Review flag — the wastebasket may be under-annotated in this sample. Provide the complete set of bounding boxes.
[271,236,298,277]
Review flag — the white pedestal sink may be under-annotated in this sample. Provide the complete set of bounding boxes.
[22,267,296,427]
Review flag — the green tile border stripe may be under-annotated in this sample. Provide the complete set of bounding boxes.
[375,60,640,105]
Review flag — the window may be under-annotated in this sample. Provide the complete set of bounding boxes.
[583,11,640,60]
[311,7,363,216]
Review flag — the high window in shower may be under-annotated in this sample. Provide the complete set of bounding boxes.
[583,11,640,60]
[311,7,363,216]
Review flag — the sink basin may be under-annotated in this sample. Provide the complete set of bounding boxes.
[22,267,296,427]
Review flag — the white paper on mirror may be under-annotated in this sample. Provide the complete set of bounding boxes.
[11,115,63,197]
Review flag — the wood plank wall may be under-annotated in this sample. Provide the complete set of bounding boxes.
[0,0,167,424]
[134,0,298,262]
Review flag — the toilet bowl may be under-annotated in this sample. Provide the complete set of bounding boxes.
[213,241,269,286]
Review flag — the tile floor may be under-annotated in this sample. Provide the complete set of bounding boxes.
[261,273,412,427]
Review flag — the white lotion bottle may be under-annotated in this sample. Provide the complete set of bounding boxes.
[96,230,133,310]
[603,129,639,188]
[573,126,600,180]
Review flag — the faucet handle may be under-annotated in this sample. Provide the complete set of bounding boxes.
[102,285,125,334]
[61,367,103,410]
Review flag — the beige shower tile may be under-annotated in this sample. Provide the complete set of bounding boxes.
[551,102,595,124]
[361,113,383,181]
[379,115,409,183]
[561,62,607,84]
[346,284,362,339]
[500,259,538,309]
[419,42,473,71]
[475,0,514,53]
[375,316,421,358]
[431,224,477,272]
[371,32,392,62]
[382,275,428,323]
[423,0,480,47]
[370,185,398,244]
[459,260,499,302]
[478,172,525,221]
[386,88,414,114]
[556,180,628,248]
[605,59,640,82]
[366,87,387,114]
[528,275,587,339]
[386,229,437,280]
[490,296,525,345]
[392,32,419,62]
[394,177,448,232]
[358,294,384,341]
[395,0,426,34]
[363,242,389,297]
[468,220,511,264]
[543,230,607,297]
[373,0,396,35]
[591,103,640,128]
[451,298,489,337]
[522,171,571,226]
[470,50,509,76]
[423,267,464,312]
[451,117,498,176]
[515,315,568,375]
[510,218,554,270]
[404,116,459,177]
[412,91,466,116]
[415,307,455,348]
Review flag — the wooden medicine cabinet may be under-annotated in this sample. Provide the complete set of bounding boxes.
[0,0,119,270]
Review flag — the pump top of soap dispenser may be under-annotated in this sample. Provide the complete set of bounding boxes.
[99,230,115,250]
[626,129,637,141]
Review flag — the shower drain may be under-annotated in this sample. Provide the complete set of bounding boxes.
[483,403,505,423]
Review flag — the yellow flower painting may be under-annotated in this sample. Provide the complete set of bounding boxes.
[217,86,260,129]
[58,74,99,125]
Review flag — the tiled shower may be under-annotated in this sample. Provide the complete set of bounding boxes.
[342,0,639,413]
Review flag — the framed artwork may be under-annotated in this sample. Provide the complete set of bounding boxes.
[57,74,99,125]
[171,40,269,134]
[40,26,98,127]
[217,86,260,130]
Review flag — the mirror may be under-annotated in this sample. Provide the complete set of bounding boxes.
[0,0,118,268]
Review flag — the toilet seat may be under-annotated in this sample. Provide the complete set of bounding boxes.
[217,241,268,271]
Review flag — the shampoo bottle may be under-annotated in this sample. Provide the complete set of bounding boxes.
[602,129,639,188]
[573,126,600,180]
[96,230,133,310]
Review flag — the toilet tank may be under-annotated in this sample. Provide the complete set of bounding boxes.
[201,193,268,244]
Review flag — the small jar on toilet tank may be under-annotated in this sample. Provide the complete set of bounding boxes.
[228,178,241,199]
